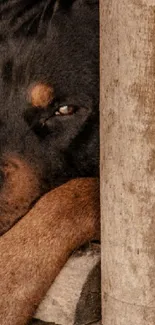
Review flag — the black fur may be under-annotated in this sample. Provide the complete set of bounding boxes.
[0,0,99,190]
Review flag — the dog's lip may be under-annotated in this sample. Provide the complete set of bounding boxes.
[0,155,42,236]
[0,193,42,236]
[0,170,4,189]
[0,217,19,236]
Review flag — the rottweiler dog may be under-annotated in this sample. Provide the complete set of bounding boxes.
[0,1,99,324]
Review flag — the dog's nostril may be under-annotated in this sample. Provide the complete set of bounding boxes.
[0,170,4,188]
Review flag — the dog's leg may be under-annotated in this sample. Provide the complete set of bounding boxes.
[0,178,100,325]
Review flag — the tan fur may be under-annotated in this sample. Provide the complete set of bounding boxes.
[28,83,55,108]
[0,177,100,325]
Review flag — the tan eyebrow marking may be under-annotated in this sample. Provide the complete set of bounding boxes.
[28,83,55,108]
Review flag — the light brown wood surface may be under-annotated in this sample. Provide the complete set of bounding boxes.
[100,0,155,324]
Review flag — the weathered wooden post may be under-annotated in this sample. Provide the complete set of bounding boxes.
[100,0,155,324]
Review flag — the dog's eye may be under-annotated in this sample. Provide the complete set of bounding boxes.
[55,105,76,116]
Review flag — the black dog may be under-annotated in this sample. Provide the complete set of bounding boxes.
[0,2,99,324]
[0,0,99,235]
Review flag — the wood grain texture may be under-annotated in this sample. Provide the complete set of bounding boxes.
[100,0,155,324]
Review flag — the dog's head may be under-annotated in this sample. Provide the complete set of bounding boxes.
[0,0,99,234]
